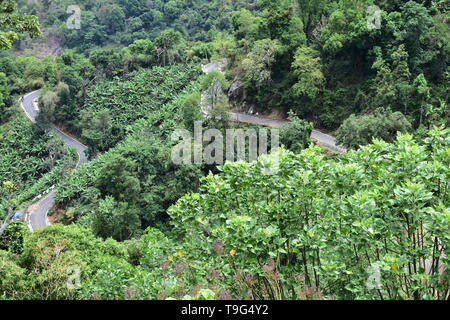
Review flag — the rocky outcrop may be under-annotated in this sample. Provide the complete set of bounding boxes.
[228,77,245,104]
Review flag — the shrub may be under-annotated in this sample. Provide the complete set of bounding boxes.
[336,108,412,149]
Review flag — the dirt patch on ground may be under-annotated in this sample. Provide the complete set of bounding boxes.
[48,207,64,225]
[12,28,63,59]
[26,202,40,216]
[261,108,287,120]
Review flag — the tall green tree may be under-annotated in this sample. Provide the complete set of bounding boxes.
[337,108,412,149]
[80,108,114,157]
[91,196,140,241]
[242,39,281,87]
[0,0,41,50]
[201,70,229,110]
[95,154,141,203]
[291,47,325,99]
[411,73,431,126]
[155,29,185,66]
[181,92,202,130]
[280,113,313,153]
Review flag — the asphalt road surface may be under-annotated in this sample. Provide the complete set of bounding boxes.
[229,112,346,153]
[21,73,344,230]
[201,62,347,154]
[21,90,88,229]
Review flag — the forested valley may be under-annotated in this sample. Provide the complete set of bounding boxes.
[0,0,449,301]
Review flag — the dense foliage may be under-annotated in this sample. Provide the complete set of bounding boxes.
[1,0,448,301]
[2,128,448,300]
[0,223,127,299]
[280,113,313,152]
[336,108,413,149]
[53,71,206,239]
[0,0,41,50]
[79,64,201,154]
[164,128,450,300]
[16,0,257,53]
[0,118,73,220]
[222,0,448,132]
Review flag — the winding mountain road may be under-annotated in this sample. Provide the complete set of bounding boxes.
[20,90,88,230]
[229,112,347,153]
[20,64,344,230]
[202,62,347,154]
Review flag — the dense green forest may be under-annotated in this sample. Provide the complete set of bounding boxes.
[224,0,449,132]
[15,0,257,53]
[2,129,450,300]
[0,0,449,301]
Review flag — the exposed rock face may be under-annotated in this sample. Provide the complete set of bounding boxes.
[228,78,244,103]
[201,59,263,116]
[228,74,258,114]
[201,59,227,74]
[200,59,229,118]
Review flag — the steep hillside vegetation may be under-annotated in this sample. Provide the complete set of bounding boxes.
[221,0,448,135]
[0,118,74,220]
[2,128,449,300]
[1,0,449,301]
[15,0,258,53]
